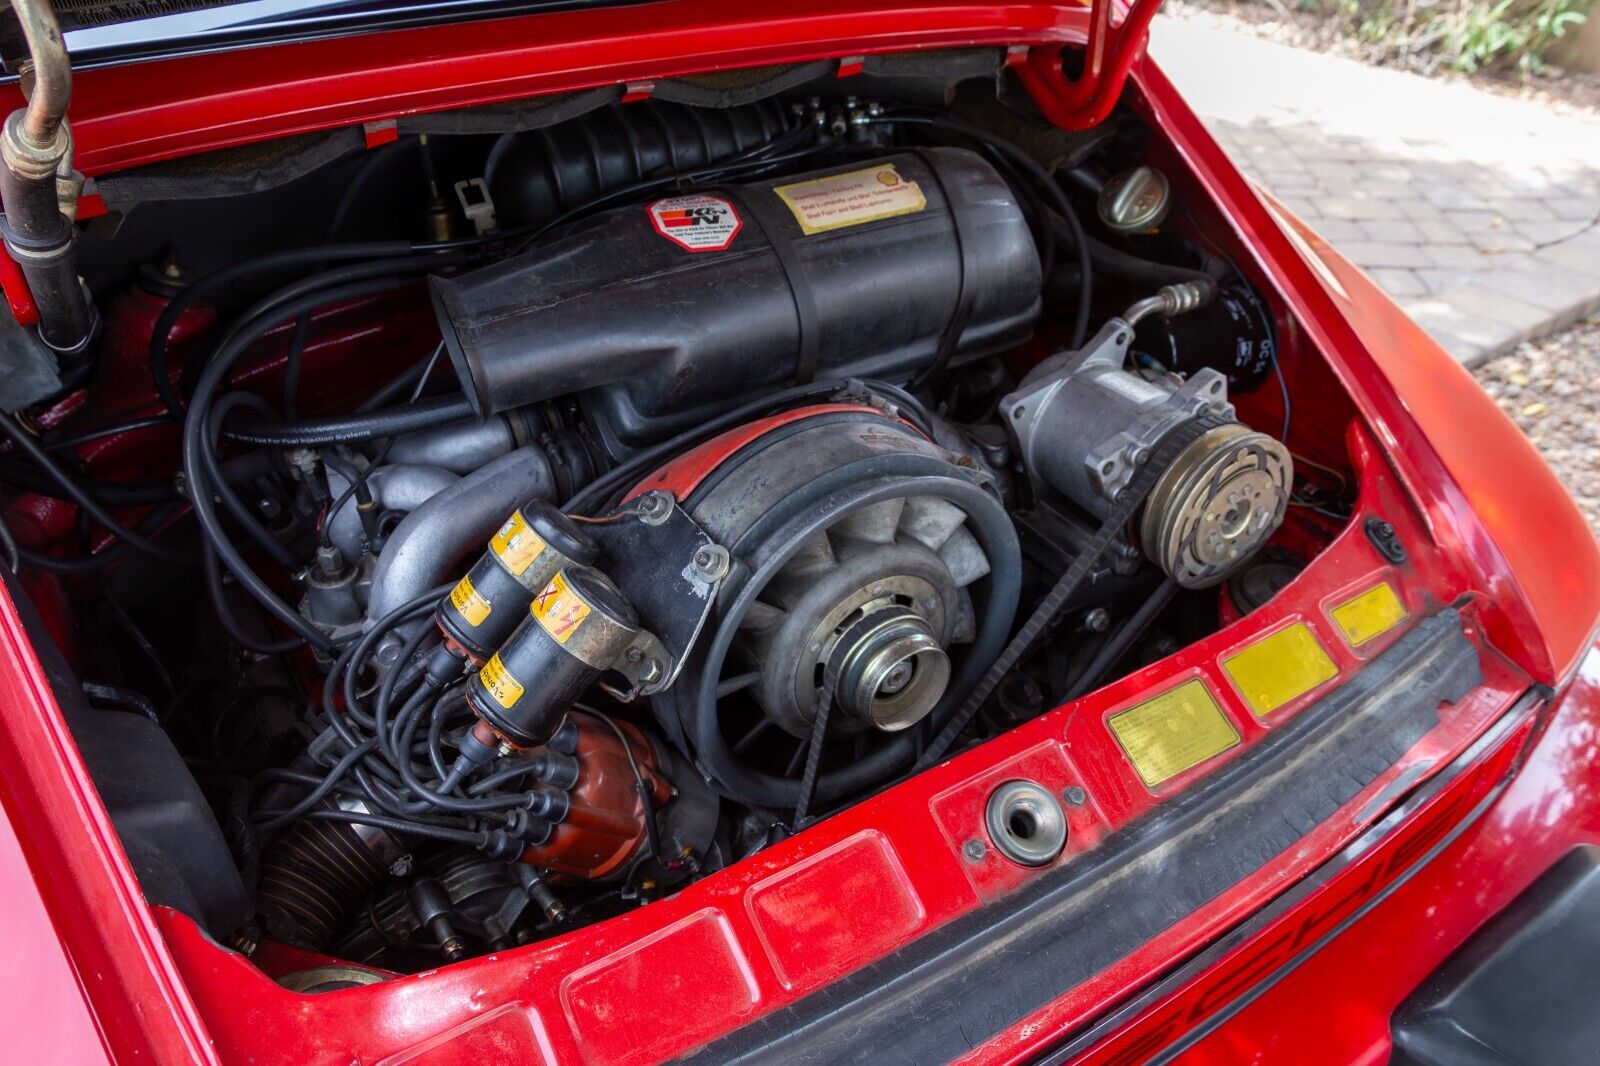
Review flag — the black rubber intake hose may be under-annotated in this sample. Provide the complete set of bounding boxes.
[256,814,390,949]
[486,99,792,227]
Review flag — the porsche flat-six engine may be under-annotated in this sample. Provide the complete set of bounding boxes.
[3,75,1335,976]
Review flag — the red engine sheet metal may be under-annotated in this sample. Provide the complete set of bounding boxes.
[149,404,1530,1065]
[621,402,906,505]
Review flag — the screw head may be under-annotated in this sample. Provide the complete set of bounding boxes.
[1084,608,1111,633]
[963,839,987,863]
[1062,785,1088,807]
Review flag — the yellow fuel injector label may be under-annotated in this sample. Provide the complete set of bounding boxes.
[1222,622,1338,718]
[531,571,590,645]
[1331,582,1408,648]
[478,652,524,710]
[1107,679,1240,788]
[490,510,547,577]
[448,574,492,626]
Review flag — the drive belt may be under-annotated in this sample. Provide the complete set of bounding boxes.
[917,411,1231,769]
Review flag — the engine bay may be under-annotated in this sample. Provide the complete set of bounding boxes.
[0,60,1363,982]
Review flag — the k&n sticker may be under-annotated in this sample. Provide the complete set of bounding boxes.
[648,194,741,252]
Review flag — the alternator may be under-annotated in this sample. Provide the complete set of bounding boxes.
[1000,283,1292,588]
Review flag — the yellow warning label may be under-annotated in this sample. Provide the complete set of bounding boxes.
[1331,582,1408,648]
[448,574,492,627]
[774,164,926,236]
[1222,622,1338,718]
[490,510,547,577]
[531,571,590,645]
[478,652,524,710]
[1107,680,1240,788]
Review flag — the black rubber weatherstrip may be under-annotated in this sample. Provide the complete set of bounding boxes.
[688,608,1480,1065]
[1042,681,1547,1065]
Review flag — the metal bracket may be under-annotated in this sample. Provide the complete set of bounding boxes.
[586,494,727,698]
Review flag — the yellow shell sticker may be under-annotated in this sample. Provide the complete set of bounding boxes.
[478,652,524,710]
[1222,622,1338,718]
[1331,582,1408,648]
[1107,679,1241,789]
[490,510,547,577]
[448,574,492,627]
[774,164,927,236]
[531,571,590,645]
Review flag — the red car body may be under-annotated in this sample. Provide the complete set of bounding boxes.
[1,2,1597,1063]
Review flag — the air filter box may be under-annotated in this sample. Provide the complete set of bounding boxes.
[431,147,1041,452]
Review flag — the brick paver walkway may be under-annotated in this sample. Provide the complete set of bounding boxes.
[1151,16,1600,365]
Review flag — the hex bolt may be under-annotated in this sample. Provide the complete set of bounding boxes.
[963,839,987,863]
[1062,785,1088,807]
[1084,608,1111,633]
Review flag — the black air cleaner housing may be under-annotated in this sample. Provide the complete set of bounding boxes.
[430,148,1041,451]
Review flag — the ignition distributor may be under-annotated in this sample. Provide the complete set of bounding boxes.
[1000,281,1293,588]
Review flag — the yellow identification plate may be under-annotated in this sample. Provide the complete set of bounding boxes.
[774,164,926,235]
[448,574,492,626]
[531,571,590,644]
[1331,582,1407,648]
[1222,622,1338,718]
[490,510,547,577]
[1107,680,1240,788]
[478,653,524,710]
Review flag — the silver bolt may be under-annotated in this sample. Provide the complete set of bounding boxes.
[1062,786,1088,807]
[1084,608,1111,633]
[625,646,645,663]
[389,855,415,878]
[637,491,673,525]
[639,659,662,683]
[963,839,987,863]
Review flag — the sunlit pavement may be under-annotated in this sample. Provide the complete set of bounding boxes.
[1151,16,1600,366]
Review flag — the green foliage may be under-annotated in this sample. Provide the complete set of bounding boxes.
[1302,0,1593,75]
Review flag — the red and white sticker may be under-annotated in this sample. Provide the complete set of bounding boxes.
[648,194,741,252]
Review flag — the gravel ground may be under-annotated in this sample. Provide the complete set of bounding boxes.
[1474,314,1600,536]
[1166,0,1600,116]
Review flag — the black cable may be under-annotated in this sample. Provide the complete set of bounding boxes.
[184,276,410,652]
[0,414,187,562]
[202,392,296,568]
[43,416,172,451]
[82,680,161,724]
[190,251,468,413]
[0,460,178,505]
[320,341,445,548]
[149,242,412,418]
[223,394,474,448]
[202,544,304,655]
[864,114,1092,348]
[254,736,380,833]
[354,348,440,413]
[1063,578,1178,700]
[282,316,311,419]
[13,502,183,575]
[0,513,16,573]
[390,686,533,812]
[297,808,489,848]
